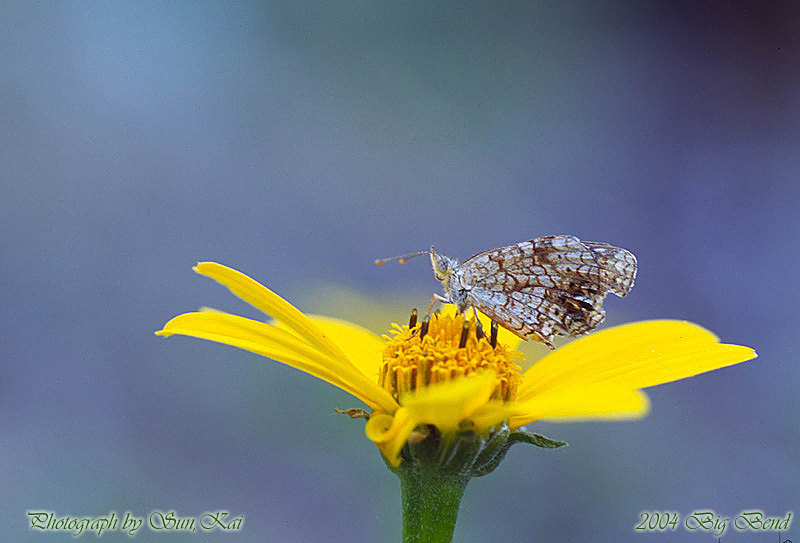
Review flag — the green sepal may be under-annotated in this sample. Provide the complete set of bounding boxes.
[469,425,513,477]
[470,428,567,477]
[507,430,569,449]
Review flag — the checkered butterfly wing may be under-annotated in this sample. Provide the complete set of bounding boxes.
[459,235,637,347]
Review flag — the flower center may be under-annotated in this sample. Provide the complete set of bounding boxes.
[379,312,523,403]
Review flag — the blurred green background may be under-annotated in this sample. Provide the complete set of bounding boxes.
[3,1,797,541]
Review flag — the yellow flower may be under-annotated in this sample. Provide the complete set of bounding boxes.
[156,262,757,467]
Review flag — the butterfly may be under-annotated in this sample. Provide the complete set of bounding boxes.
[376,235,637,348]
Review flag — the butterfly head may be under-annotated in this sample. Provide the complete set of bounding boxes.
[430,247,458,291]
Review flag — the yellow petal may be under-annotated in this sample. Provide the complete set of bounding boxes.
[364,371,497,466]
[365,409,416,468]
[193,262,348,363]
[469,386,649,431]
[462,403,518,433]
[518,320,756,401]
[157,311,397,412]
[507,387,649,430]
[305,315,385,382]
[401,370,498,431]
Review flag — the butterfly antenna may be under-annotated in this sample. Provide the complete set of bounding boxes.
[374,251,429,266]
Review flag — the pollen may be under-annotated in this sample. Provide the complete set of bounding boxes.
[379,312,523,403]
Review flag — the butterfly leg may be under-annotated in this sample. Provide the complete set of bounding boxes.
[471,306,485,340]
[427,293,450,316]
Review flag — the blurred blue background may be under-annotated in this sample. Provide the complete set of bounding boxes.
[3,1,798,541]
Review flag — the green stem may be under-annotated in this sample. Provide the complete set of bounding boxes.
[398,463,469,543]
